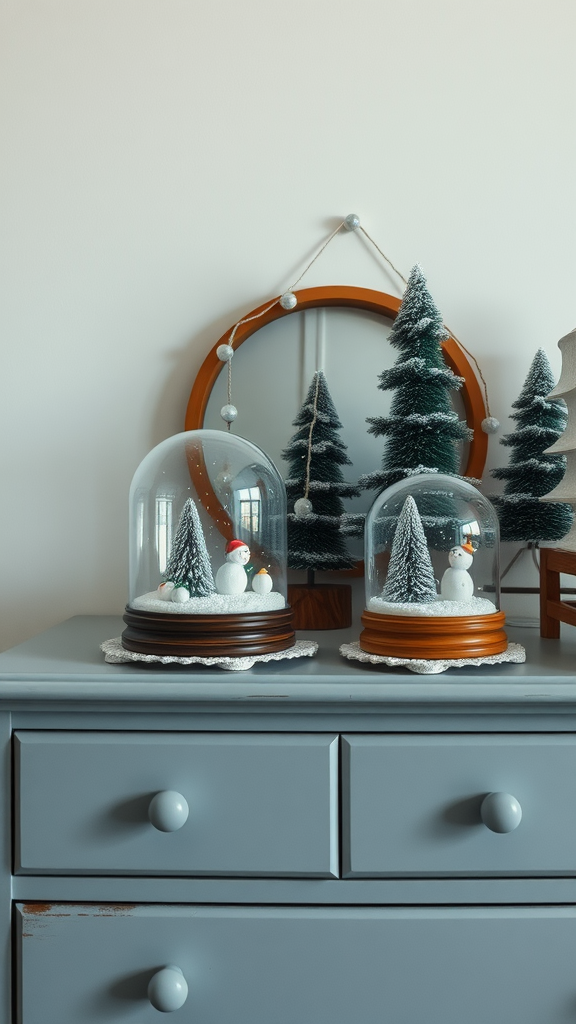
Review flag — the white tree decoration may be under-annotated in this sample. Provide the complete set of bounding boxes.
[164,498,216,597]
[382,495,437,604]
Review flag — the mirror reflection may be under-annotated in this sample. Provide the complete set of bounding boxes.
[204,307,469,547]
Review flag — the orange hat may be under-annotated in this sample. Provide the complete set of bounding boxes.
[461,540,475,554]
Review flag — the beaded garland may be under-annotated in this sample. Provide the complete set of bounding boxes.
[215,215,498,518]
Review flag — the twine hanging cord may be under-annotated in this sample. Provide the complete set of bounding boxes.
[358,224,492,419]
[303,372,321,502]
[223,217,494,420]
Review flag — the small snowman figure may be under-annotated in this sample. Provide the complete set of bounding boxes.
[441,540,475,602]
[252,567,273,595]
[215,539,250,596]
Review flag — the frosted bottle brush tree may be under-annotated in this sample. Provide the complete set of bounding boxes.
[163,498,216,597]
[360,265,472,548]
[283,370,360,581]
[491,348,573,542]
[382,496,437,605]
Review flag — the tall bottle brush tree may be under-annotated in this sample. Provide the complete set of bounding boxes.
[360,264,472,548]
[491,348,573,542]
[382,496,437,605]
[163,497,216,596]
[283,370,360,581]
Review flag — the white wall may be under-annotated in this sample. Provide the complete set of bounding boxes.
[2,0,575,649]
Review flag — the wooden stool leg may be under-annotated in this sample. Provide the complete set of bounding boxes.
[540,547,561,638]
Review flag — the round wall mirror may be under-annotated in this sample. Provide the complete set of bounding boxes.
[185,288,488,549]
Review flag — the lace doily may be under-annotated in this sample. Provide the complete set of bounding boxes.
[339,640,526,675]
[101,637,318,672]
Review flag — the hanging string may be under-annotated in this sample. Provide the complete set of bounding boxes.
[217,214,497,432]
[226,354,233,431]
[228,297,280,348]
[358,224,495,423]
[358,225,408,288]
[288,220,346,292]
[443,328,495,422]
[303,372,321,501]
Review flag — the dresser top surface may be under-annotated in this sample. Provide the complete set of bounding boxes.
[0,615,574,709]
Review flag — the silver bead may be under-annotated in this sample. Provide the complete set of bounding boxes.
[481,416,500,434]
[294,497,313,518]
[344,213,360,231]
[216,344,234,361]
[220,404,238,423]
[280,292,297,310]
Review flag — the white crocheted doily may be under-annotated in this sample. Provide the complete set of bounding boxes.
[339,641,526,675]
[101,637,318,672]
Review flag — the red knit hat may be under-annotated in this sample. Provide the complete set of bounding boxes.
[225,538,248,553]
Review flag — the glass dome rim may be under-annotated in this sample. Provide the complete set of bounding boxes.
[129,427,286,495]
[366,472,497,528]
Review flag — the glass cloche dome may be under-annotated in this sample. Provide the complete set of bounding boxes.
[360,473,507,660]
[122,430,294,658]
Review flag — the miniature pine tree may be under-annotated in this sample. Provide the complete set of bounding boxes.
[360,264,472,492]
[163,498,216,596]
[282,370,360,576]
[382,495,437,604]
[360,265,473,548]
[491,349,573,542]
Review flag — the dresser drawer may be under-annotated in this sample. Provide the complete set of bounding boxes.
[14,732,338,876]
[342,734,576,877]
[17,902,576,1023]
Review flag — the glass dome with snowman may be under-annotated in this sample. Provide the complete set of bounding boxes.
[360,473,508,660]
[122,430,294,657]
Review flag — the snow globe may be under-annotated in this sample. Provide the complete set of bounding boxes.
[360,473,508,660]
[122,430,294,658]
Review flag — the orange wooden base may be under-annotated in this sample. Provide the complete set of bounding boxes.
[540,547,576,638]
[359,609,508,660]
[287,584,352,630]
[122,606,295,658]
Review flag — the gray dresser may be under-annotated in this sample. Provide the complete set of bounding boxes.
[3,615,576,1022]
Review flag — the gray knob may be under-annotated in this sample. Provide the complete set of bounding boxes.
[148,965,188,1012]
[148,791,189,832]
[480,792,522,833]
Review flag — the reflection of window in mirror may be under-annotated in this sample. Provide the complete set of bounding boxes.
[237,487,261,536]
[204,307,470,532]
[155,497,173,574]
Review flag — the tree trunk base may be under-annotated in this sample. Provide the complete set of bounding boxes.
[360,609,508,660]
[122,606,295,658]
[288,584,352,630]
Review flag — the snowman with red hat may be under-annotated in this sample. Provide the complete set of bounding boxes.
[215,539,251,596]
[440,538,475,602]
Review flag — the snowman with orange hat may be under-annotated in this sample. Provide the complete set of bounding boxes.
[215,539,251,596]
[440,538,475,602]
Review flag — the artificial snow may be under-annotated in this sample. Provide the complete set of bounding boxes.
[132,590,285,615]
[367,595,498,616]
[285,478,355,492]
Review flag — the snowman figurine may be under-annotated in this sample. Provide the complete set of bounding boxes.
[215,539,250,596]
[440,540,475,602]
[252,567,273,595]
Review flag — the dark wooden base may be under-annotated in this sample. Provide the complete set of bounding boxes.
[360,609,508,660]
[122,606,295,658]
[287,584,352,630]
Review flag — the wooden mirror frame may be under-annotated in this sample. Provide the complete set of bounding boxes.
[185,285,488,480]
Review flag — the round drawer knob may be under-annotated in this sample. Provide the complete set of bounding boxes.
[480,791,522,833]
[148,965,188,1012]
[148,791,189,832]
